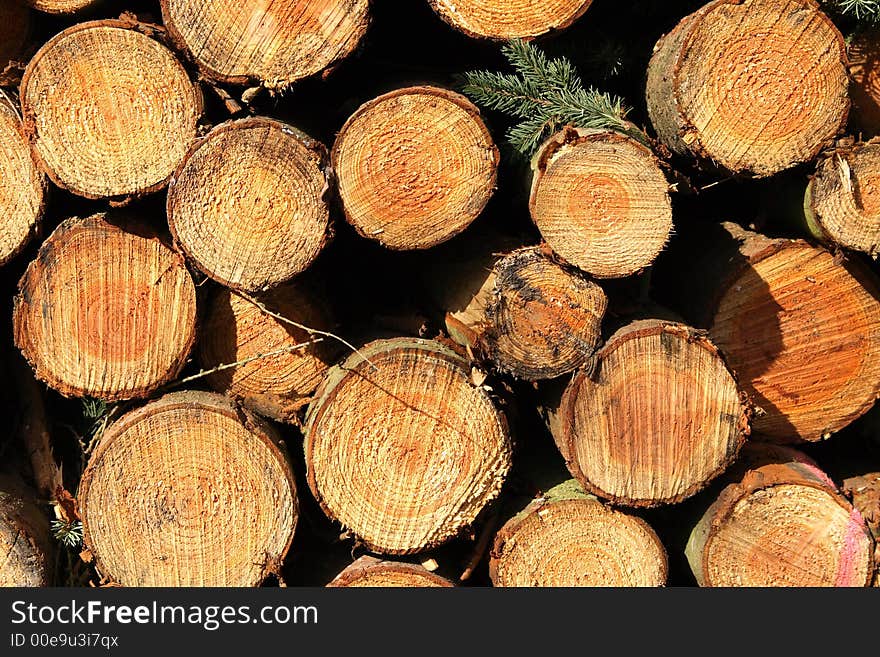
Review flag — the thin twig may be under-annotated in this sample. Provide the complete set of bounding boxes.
[161,340,324,391]
[232,290,378,371]
[460,510,500,582]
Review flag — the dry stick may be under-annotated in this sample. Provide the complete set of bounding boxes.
[232,290,377,371]
[459,509,500,582]
[160,339,324,392]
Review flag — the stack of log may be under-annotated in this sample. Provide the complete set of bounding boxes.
[3,0,880,588]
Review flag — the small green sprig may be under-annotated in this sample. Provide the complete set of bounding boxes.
[830,0,880,22]
[51,520,83,549]
[461,39,637,156]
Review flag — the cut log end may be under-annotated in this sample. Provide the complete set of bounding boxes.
[849,29,880,136]
[647,0,848,176]
[25,0,99,13]
[485,247,607,380]
[13,214,197,401]
[0,479,51,587]
[806,139,880,256]
[198,285,337,423]
[161,0,370,89]
[490,481,667,587]
[555,320,748,507]
[689,463,874,587]
[333,86,498,250]
[168,118,330,291]
[305,338,512,555]
[710,237,880,441]
[21,21,201,200]
[0,97,44,267]
[427,0,593,39]
[529,128,672,278]
[328,556,453,587]
[79,391,298,587]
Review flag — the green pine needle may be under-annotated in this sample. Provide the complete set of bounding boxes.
[51,520,83,549]
[461,39,637,156]
[78,397,113,457]
[830,0,880,21]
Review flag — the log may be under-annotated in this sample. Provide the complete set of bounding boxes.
[327,555,453,587]
[529,128,672,279]
[849,28,880,136]
[13,213,197,401]
[0,475,52,587]
[489,479,667,587]
[436,245,607,380]
[332,86,498,250]
[804,138,880,256]
[168,117,331,292]
[426,0,593,40]
[686,461,874,586]
[0,2,31,85]
[549,320,748,507]
[197,284,339,423]
[160,0,370,90]
[645,0,848,176]
[0,91,45,267]
[843,473,880,585]
[24,0,99,13]
[20,20,202,200]
[698,223,880,442]
[304,338,512,554]
[78,391,298,586]
[10,354,62,500]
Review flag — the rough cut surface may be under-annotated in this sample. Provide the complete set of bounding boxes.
[305,338,512,554]
[687,462,874,587]
[806,139,880,256]
[849,28,880,135]
[490,480,667,587]
[168,118,331,292]
[333,86,498,250]
[553,320,748,507]
[529,128,672,278]
[20,21,202,199]
[79,391,298,587]
[0,95,44,266]
[427,0,593,39]
[843,473,880,584]
[198,284,337,423]
[0,477,51,587]
[25,0,99,13]
[328,556,453,587]
[646,0,849,176]
[160,0,370,89]
[709,236,880,442]
[484,247,607,380]
[13,214,197,401]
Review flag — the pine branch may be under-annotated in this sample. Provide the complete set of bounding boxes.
[828,0,880,22]
[51,520,83,549]
[461,39,639,156]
